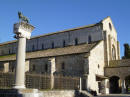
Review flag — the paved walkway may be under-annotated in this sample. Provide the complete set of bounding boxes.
[97,94,130,97]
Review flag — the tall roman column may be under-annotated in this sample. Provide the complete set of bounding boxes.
[13,22,34,89]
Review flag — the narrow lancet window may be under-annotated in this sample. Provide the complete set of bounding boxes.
[32,45,35,51]
[52,42,54,49]
[63,40,66,47]
[42,44,44,50]
[88,35,92,43]
[62,62,65,70]
[45,64,48,72]
[75,38,78,45]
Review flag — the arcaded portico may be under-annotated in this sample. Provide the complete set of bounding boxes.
[105,59,130,93]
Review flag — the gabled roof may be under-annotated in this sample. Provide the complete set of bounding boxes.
[0,41,101,61]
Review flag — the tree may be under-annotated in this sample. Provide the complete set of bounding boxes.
[122,43,130,59]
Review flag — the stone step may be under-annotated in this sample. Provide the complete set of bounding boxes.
[96,94,130,97]
[97,96,130,97]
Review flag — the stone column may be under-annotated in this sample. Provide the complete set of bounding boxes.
[48,57,56,89]
[14,37,26,89]
[105,79,109,94]
[3,62,9,73]
[25,60,30,72]
[79,77,82,91]
[121,78,126,93]
[13,22,34,89]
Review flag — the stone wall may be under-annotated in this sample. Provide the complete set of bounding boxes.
[42,90,75,97]
[0,72,80,90]
[29,53,86,76]
[0,53,87,76]
[55,54,85,76]
[105,66,130,78]
[87,41,105,93]
[0,42,17,56]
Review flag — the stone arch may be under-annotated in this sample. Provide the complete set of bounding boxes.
[109,76,121,93]
[112,45,116,60]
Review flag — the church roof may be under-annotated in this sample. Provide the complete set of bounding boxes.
[0,16,112,47]
[108,59,130,67]
[0,23,101,46]
[0,41,101,61]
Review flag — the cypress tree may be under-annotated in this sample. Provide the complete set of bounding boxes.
[123,43,130,59]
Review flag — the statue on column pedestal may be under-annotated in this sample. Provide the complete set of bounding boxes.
[18,11,29,23]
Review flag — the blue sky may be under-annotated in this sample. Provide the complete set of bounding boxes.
[0,0,130,57]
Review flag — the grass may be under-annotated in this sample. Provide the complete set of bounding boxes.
[0,54,15,58]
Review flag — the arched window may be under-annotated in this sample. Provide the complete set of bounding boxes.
[9,49,11,54]
[32,65,36,71]
[88,35,92,43]
[75,38,78,45]
[11,65,15,72]
[42,44,44,50]
[52,42,54,49]
[62,62,65,70]
[112,45,116,60]
[45,64,48,72]
[32,45,35,51]
[98,64,100,69]
[63,40,66,47]
[109,23,112,31]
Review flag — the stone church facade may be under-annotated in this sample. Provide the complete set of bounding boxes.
[0,17,129,94]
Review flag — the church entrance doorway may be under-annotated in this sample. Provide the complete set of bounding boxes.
[125,75,130,93]
[109,76,121,93]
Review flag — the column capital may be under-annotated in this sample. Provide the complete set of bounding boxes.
[14,22,35,39]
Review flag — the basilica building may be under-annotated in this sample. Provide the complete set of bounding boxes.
[0,17,130,94]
